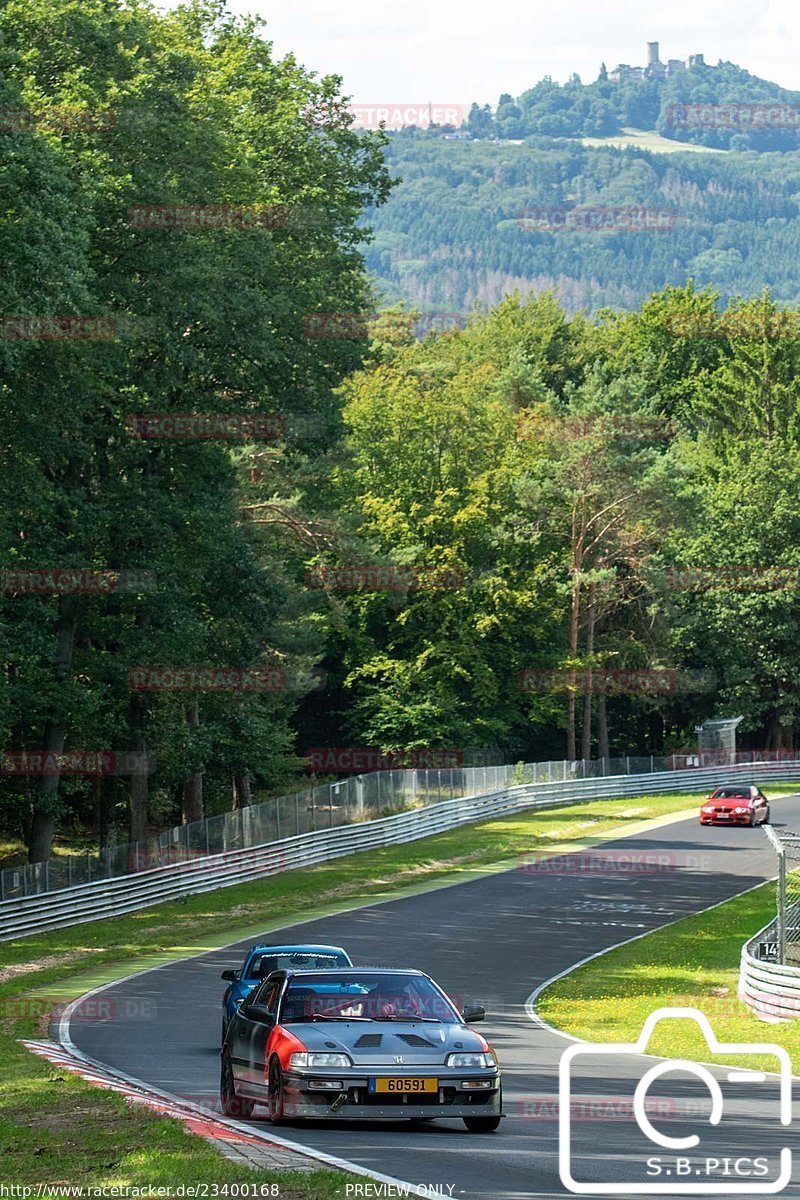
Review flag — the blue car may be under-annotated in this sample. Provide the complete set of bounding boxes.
[221,943,352,1041]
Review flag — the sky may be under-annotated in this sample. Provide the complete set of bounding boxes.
[172,0,800,108]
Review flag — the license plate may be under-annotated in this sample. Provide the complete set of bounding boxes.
[370,1077,438,1094]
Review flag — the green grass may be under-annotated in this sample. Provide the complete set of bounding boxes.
[536,883,800,1074]
[0,786,778,1190]
[578,127,729,154]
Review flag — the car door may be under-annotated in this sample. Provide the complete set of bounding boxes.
[233,978,280,1094]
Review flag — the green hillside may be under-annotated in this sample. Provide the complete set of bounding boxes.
[363,133,800,315]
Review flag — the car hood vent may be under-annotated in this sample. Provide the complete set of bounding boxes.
[396,1033,435,1047]
[354,1033,384,1048]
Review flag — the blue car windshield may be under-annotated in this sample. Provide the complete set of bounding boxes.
[280,973,460,1022]
[248,952,346,979]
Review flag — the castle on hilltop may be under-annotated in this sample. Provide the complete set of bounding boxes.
[602,42,707,84]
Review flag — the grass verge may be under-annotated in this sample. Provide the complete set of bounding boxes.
[0,787,779,1190]
[536,882,800,1073]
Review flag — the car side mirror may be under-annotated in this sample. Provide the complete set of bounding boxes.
[462,1004,486,1023]
[241,1003,275,1024]
[221,969,239,982]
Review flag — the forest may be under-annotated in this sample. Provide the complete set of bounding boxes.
[365,136,800,313]
[2,0,800,866]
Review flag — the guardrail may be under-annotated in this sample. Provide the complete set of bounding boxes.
[3,760,800,942]
[740,919,800,1021]
[0,755,675,902]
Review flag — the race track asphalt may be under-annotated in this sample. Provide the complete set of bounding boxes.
[68,797,800,1199]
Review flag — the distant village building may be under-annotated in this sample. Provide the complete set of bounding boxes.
[606,42,707,83]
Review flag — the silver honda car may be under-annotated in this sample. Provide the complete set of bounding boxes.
[220,967,503,1131]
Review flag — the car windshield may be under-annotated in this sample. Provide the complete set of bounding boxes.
[279,973,459,1023]
[713,789,751,799]
[249,952,346,979]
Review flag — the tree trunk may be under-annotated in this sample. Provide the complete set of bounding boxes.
[27,595,79,863]
[581,584,596,761]
[232,772,252,811]
[99,775,118,873]
[181,698,203,824]
[128,694,149,843]
[765,709,781,751]
[566,496,587,762]
[597,693,610,761]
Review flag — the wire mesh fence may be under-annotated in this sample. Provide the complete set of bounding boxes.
[5,750,800,902]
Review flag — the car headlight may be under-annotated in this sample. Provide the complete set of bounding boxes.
[289,1052,352,1069]
[446,1051,495,1068]
[734,806,750,814]
[701,806,715,813]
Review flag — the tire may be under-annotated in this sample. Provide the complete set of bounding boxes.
[763,806,771,825]
[220,1049,254,1119]
[748,811,756,827]
[268,1057,286,1124]
[463,1115,502,1132]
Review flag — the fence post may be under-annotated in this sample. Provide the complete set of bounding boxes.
[295,792,300,836]
[626,756,630,774]
[778,846,787,965]
[276,797,282,840]
[650,755,654,772]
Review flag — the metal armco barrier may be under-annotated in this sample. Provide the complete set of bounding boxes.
[740,919,800,1021]
[3,761,800,942]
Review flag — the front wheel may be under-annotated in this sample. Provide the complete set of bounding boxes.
[220,1049,254,1119]
[268,1057,286,1124]
[748,811,757,827]
[463,1115,501,1132]
[763,806,771,824]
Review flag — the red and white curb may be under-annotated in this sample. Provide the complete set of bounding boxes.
[22,1039,307,1171]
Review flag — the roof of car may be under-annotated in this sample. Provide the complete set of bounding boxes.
[280,967,426,978]
[245,943,347,955]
